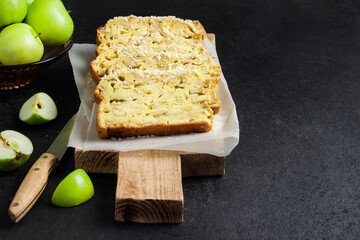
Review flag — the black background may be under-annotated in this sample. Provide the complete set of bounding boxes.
[1,0,360,239]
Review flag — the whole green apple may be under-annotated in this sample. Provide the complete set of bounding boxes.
[51,169,94,207]
[0,23,44,65]
[0,130,33,171]
[0,0,27,28]
[19,92,58,125]
[25,0,74,47]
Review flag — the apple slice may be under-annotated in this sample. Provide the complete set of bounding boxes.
[19,92,57,125]
[0,130,33,171]
[51,169,95,207]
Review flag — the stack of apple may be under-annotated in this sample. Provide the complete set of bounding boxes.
[0,0,73,65]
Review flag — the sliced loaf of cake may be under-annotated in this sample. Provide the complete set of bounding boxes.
[92,16,221,138]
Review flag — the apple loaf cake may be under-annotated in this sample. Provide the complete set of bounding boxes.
[94,34,206,56]
[94,68,213,138]
[96,15,206,45]
[104,61,221,114]
[92,16,221,138]
[90,40,221,112]
[90,38,209,83]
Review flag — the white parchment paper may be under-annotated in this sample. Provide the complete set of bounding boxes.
[68,38,239,157]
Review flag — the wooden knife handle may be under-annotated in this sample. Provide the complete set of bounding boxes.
[8,153,60,223]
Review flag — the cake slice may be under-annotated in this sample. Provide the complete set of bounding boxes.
[94,68,213,138]
[96,15,206,45]
[95,34,206,56]
[90,38,209,84]
[104,61,221,113]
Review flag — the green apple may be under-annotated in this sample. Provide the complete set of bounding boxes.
[19,92,57,125]
[0,130,33,171]
[0,23,44,65]
[25,0,74,47]
[0,0,27,28]
[25,0,35,6]
[51,169,94,207]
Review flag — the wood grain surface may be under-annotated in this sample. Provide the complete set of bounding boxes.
[115,150,183,223]
[75,149,225,177]
[8,153,59,223]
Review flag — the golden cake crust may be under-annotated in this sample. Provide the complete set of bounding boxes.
[96,107,212,138]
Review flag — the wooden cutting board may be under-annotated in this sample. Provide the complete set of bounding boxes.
[74,34,225,223]
[74,149,225,223]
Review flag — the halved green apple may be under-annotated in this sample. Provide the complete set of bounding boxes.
[19,92,57,125]
[0,130,33,171]
[51,169,95,207]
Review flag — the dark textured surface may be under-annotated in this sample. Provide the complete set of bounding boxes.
[1,0,360,239]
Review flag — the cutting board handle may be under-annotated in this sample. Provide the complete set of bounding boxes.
[115,150,184,223]
[8,153,59,223]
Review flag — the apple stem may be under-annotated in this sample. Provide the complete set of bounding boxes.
[35,32,42,39]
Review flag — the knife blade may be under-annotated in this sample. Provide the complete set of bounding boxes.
[8,113,77,223]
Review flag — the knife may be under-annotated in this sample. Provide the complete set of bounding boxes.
[8,113,77,223]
